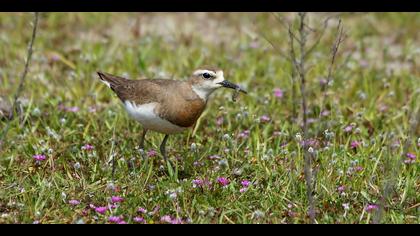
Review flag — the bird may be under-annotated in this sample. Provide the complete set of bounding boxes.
[97,66,246,161]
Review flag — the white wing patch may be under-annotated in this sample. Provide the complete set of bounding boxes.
[99,79,111,88]
[124,101,187,134]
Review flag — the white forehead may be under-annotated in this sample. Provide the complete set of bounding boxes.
[193,69,223,77]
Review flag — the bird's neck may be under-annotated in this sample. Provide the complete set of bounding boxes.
[191,85,216,101]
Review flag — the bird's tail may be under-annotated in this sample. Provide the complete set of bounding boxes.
[97,71,127,89]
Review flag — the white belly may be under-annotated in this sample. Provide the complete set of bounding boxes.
[124,101,187,134]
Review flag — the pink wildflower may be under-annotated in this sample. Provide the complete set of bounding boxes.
[171,218,183,224]
[238,130,250,139]
[273,88,283,98]
[241,180,251,188]
[66,106,79,113]
[109,216,122,223]
[260,115,270,123]
[133,217,145,223]
[350,141,361,149]
[160,215,172,223]
[321,110,330,117]
[68,199,80,206]
[249,41,260,49]
[216,116,224,126]
[355,166,364,172]
[404,153,416,164]
[192,179,204,188]
[217,177,230,186]
[406,152,416,160]
[147,149,158,157]
[95,206,107,215]
[208,155,221,160]
[33,154,46,161]
[137,207,147,214]
[111,196,124,203]
[365,204,379,213]
[81,144,94,151]
[344,125,353,133]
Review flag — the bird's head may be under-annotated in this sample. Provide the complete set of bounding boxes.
[189,66,247,101]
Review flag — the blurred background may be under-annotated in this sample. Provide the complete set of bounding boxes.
[0,13,418,224]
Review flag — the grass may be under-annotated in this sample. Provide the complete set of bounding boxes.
[0,12,419,224]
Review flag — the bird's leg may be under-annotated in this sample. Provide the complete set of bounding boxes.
[139,128,148,150]
[160,134,169,161]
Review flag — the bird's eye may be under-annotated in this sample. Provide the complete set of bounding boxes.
[202,73,212,79]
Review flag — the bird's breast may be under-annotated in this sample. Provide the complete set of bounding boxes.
[160,99,207,128]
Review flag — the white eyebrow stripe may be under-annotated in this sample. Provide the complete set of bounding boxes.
[193,70,217,77]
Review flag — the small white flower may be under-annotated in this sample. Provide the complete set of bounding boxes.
[168,192,177,200]
[190,143,197,152]
[106,182,116,191]
[74,162,81,170]
[357,91,367,100]
[32,107,41,116]
[261,155,270,161]
[308,147,314,153]
[218,159,228,168]
[76,219,85,224]
[252,210,265,219]
[295,133,302,142]
[233,168,243,176]
[342,203,350,210]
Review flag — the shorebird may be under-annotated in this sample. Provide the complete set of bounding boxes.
[97,67,246,161]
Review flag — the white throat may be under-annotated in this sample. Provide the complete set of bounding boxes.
[192,85,215,101]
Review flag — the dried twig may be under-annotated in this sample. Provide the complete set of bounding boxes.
[288,25,298,120]
[296,12,316,224]
[271,13,302,45]
[259,29,291,61]
[325,19,346,90]
[263,12,347,224]
[303,15,337,59]
[318,18,346,123]
[0,12,39,150]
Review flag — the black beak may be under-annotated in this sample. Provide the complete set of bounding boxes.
[218,80,247,94]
